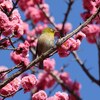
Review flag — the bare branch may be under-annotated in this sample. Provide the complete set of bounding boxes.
[36,2,59,31]
[61,0,74,37]
[96,36,100,81]
[50,71,82,100]
[72,51,100,85]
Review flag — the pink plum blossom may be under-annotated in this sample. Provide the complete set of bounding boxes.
[37,71,57,90]
[82,24,100,43]
[32,90,47,100]
[35,24,48,34]
[43,58,55,72]
[18,0,44,11]
[55,91,69,100]
[21,74,37,92]
[0,0,13,12]
[56,23,72,37]
[0,77,21,97]
[57,38,80,57]
[10,41,30,66]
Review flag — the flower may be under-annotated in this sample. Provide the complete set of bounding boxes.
[0,77,21,97]
[43,58,55,72]
[21,74,37,92]
[32,90,47,100]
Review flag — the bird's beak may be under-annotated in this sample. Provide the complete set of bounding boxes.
[54,30,59,33]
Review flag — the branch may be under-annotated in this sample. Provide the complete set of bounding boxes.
[50,72,82,100]
[72,51,100,85]
[8,0,20,17]
[48,83,59,96]
[0,34,14,44]
[0,6,100,90]
[61,0,74,37]
[0,63,22,74]
[36,2,59,30]
[96,37,100,81]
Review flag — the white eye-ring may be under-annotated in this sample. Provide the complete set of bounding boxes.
[50,28,54,32]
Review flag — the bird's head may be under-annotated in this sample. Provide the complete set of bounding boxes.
[42,27,57,36]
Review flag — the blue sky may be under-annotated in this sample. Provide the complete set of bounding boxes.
[0,0,100,100]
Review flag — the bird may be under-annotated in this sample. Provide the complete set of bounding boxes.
[36,27,57,69]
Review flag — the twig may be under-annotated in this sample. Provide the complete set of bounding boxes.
[36,2,59,31]
[96,36,100,81]
[8,0,20,17]
[0,34,14,44]
[61,0,74,37]
[50,71,82,100]
[8,36,15,49]
[72,51,100,85]
[48,83,59,96]
[0,6,99,91]
[0,63,22,74]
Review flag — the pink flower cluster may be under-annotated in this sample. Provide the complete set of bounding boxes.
[81,0,100,44]
[32,90,47,100]
[59,72,81,99]
[36,71,57,90]
[0,74,38,97]
[81,0,100,23]
[21,74,38,92]
[18,0,44,11]
[19,0,52,24]
[58,32,86,57]
[10,41,30,66]
[0,77,21,97]
[32,90,69,100]
[43,58,55,72]
[35,69,81,99]
[23,24,47,47]
[56,23,72,37]
[26,29,37,47]
[82,24,100,43]
[0,0,24,38]
[35,24,48,34]
[0,71,81,99]
[47,91,69,100]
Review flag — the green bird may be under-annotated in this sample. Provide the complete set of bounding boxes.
[36,27,56,69]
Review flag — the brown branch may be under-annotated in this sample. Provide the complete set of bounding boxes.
[72,51,100,85]
[36,2,59,31]
[50,72,82,100]
[61,0,74,37]
[8,36,15,49]
[8,0,20,17]
[97,46,100,81]
[0,63,22,74]
[0,5,100,92]
[48,83,59,96]
[0,34,14,45]
[96,36,100,81]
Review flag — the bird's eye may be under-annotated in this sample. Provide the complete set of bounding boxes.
[50,28,54,32]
